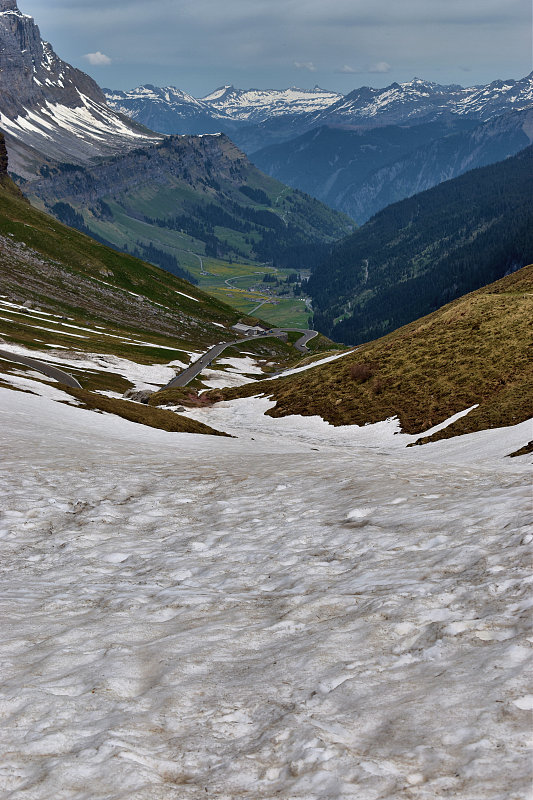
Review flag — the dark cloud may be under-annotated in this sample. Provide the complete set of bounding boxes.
[18,0,532,95]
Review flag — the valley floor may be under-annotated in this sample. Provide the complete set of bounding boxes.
[0,390,531,799]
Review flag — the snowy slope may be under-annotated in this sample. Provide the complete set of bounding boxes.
[104,84,343,135]
[104,85,230,135]
[0,0,160,176]
[200,85,343,121]
[105,74,533,148]
[0,387,531,799]
[311,74,533,127]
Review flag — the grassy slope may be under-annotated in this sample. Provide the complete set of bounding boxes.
[0,177,305,434]
[0,180,243,341]
[27,136,352,268]
[214,265,533,442]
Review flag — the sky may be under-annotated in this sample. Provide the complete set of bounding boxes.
[18,0,533,97]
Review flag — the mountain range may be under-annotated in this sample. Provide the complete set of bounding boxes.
[105,73,533,149]
[252,108,533,223]
[0,0,350,292]
[105,84,342,135]
[104,71,533,222]
[1,0,531,357]
[26,132,351,274]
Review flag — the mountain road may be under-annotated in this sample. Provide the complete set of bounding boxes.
[164,328,318,389]
[0,349,82,388]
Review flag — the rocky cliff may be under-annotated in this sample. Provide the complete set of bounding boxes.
[0,128,28,198]
[0,0,105,118]
[0,0,160,177]
[0,131,8,176]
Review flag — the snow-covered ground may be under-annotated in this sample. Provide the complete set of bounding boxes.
[0,388,531,800]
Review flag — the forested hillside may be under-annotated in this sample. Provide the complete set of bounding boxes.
[26,134,352,275]
[309,146,533,344]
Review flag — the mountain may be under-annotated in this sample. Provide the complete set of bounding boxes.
[219,264,533,441]
[235,72,533,153]
[25,132,352,273]
[104,84,342,137]
[307,73,533,130]
[307,146,533,344]
[0,0,159,177]
[199,85,342,121]
[105,85,232,136]
[0,132,333,432]
[0,0,351,301]
[251,109,533,223]
[0,132,240,344]
[106,75,533,153]
[0,131,250,434]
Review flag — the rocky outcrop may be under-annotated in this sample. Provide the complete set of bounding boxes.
[0,128,28,198]
[0,0,160,177]
[26,134,252,208]
[0,0,106,119]
[0,132,8,176]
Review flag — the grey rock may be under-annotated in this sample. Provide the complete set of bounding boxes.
[0,1,160,177]
[123,388,154,404]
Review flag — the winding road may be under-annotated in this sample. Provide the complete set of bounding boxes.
[0,349,82,389]
[0,328,317,393]
[164,328,318,389]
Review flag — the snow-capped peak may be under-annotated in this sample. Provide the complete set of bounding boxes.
[310,72,533,127]
[199,85,343,121]
[0,0,160,176]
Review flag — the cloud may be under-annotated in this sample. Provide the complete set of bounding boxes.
[294,61,317,72]
[335,61,392,75]
[368,61,391,73]
[83,51,112,66]
[19,0,531,95]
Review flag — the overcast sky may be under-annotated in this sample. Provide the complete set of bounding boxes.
[18,0,533,97]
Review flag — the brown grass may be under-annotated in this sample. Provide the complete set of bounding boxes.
[148,387,225,408]
[350,362,375,383]
[213,265,533,440]
[507,441,533,458]
[65,387,230,436]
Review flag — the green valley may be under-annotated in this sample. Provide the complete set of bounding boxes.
[23,134,352,327]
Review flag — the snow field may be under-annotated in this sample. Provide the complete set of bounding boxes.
[0,390,531,799]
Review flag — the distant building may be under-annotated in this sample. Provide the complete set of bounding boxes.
[232,323,266,337]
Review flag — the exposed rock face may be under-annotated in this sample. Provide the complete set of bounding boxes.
[0,1,106,119]
[27,134,253,208]
[0,132,8,176]
[122,388,154,404]
[0,0,160,177]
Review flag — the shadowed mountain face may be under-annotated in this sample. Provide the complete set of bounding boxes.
[251,109,533,223]
[308,146,533,345]
[0,130,8,175]
[25,132,353,273]
[0,0,160,177]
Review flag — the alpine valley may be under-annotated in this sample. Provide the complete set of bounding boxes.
[106,72,533,222]
[0,0,351,328]
[0,1,532,798]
